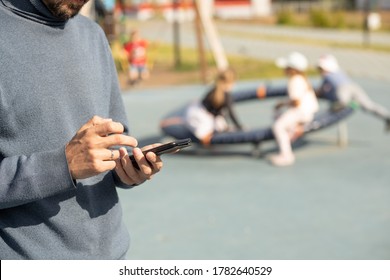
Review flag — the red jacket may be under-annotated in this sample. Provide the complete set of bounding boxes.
[124,39,148,66]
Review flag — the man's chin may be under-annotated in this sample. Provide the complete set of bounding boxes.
[43,1,86,21]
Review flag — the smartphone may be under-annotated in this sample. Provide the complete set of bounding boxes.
[129,138,192,169]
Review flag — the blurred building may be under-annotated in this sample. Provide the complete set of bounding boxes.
[272,0,390,10]
[121,0,272,21]
[213,0,272,19]
[355,0,390,9]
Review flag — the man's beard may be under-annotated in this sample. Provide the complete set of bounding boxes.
[42,0,88,20]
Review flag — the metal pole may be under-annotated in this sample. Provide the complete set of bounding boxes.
[193,0,207,84]
[195,0,229,71]
[173,0,181,68]
[104,10,115,43]
[363,0,371,47]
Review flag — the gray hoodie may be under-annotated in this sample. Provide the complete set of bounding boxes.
[0,0,132,259]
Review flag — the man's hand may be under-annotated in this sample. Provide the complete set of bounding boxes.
[114,144,163,186]
[65,116,138,179]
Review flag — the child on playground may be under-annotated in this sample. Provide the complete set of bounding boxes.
[316,54,390,132]
[184,68,243,145]
[123,29,150,85]
[270,52,319,167]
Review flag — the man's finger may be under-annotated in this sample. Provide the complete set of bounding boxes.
[94,121,125,136]
[114,162,133,185]
[145,152,163,172]
[121,148,143,182]
[103,149,120,161]
[98,161,117,173]
[80,116,112,132]
[132,148,153,176]
[104,134,138,148]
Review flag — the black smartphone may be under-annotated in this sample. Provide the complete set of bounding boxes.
[129,138,192,169]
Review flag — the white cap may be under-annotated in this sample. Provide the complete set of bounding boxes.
[275,52,308,72]
[317,54,339,73]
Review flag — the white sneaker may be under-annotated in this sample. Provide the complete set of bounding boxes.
[269,153,295,167]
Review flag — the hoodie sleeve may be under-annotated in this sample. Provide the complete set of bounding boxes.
[0,146,76,210]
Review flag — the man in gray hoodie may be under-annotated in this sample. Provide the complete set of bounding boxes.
[0,0,163,259]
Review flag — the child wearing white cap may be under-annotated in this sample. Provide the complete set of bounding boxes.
[316,54,390,132]
[270,52,319,166]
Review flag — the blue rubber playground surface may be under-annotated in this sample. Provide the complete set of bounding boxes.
[118,77,390,260]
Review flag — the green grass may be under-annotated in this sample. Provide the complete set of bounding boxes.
[112,40,320,85]
[137,41,288,80]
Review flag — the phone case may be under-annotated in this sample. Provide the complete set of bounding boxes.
[129,138,191,169]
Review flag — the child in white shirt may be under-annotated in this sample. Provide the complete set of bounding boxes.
[270,52,319,166]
